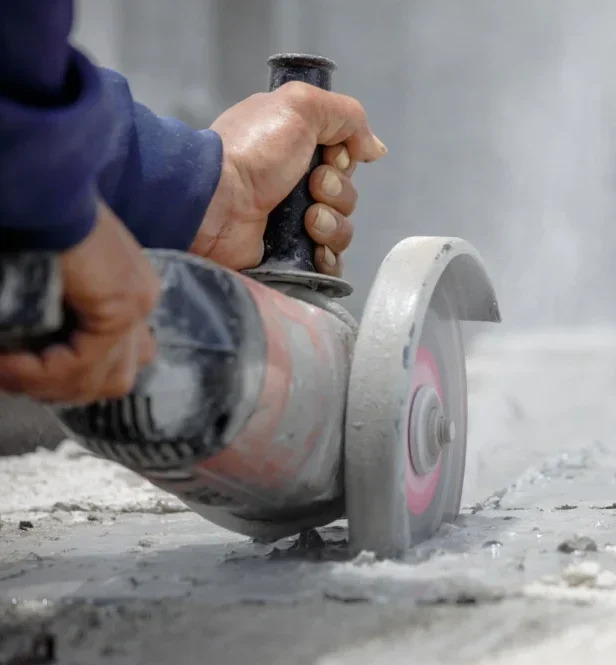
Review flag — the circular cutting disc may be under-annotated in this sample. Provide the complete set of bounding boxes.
[345,238,469,559]
[402,287,466,542]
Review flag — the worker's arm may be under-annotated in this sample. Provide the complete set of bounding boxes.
[0,0,223,252]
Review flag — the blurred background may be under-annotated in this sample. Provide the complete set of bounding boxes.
[73,0,616,328]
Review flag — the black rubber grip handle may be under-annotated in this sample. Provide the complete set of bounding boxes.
[260,53,336,273]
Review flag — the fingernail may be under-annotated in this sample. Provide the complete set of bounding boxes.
[373,134,388,154]
[334,146,351,171]
[322,245,337,268]
[314,208,338,235]
[321,170,343,197]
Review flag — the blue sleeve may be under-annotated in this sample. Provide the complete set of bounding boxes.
[0,0,223,253]
[96,69,223,252]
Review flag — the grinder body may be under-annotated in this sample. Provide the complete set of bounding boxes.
[59,251,355,540]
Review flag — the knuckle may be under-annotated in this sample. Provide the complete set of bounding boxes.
[106,342,139,398]
[0,372,30,395]
[335,93,367,129]
[0,358,51,397]
[348,96,367,120]
[304,202,321,224]
[108,372,135,399]
[134,281,161,318]
[347,178,359,198]
[98,280,159,332]
[247,91,269,105]
[311,163,331,184]
[344,219,355,243]
[280,81,315,108]
[106,359,138,398]
[138,344,156,369]
[131,259,161,318]
[72,365,99,397]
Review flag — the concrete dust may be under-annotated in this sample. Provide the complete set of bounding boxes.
[0,440,188,519]
[474,617,616,665]
[314,601,616,665]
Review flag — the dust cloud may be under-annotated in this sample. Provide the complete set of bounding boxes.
[396,0,616,331]
[487,2,616,329]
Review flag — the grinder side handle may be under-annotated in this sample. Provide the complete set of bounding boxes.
[260,53,337,274]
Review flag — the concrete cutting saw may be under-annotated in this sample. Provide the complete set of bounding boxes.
[0,54,500,559]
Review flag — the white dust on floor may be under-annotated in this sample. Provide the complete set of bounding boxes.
[315,615,616,665]
[0,441,187,519]
[477,621,616,665]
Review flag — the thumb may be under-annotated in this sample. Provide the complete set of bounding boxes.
[279,83,388,163]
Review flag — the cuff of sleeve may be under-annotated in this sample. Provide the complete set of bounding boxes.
[176,127,224,250]
[103,122,225,252]
[0,189,97,251]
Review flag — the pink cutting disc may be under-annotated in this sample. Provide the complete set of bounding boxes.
[405,346,443,514]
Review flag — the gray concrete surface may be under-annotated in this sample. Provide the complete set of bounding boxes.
[3,328,616,664]
[0,397,65,457]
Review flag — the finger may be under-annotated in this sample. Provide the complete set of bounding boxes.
[0,323,132,403]
[44,335,122,403]
[136,322,157,369]
[0,340,108,403]
[314,245,342,278]
[309,165,357,216]
[281,83,388,163]
[0,352,50,397]
[95,333,140,400]
[305,204,354,254]
[60,329,144,403]
[0,345,88,401]
[323,145,357,176]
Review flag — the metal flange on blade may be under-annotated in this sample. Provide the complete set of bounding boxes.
[344,237,501,559]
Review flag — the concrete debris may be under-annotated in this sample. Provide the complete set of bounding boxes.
[557,536,598,553]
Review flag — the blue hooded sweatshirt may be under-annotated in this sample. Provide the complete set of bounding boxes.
[0,0,224,252]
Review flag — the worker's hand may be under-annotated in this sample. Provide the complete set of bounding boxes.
[190,81,387,277]
[0,201,161,404]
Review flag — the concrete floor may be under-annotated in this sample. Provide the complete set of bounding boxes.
[2,327,616,664]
